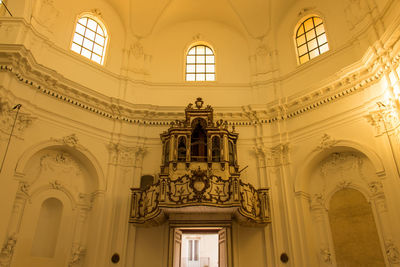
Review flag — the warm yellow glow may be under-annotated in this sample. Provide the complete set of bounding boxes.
[71,16,107,65]
[296,16,329,64]
[186,45,215,81]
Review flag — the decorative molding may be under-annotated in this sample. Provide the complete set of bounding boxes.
[313,134,339,152]
[368,181,383,196]
[50,180,62,190]
[320,152,363,178]
[68,243,86,267]
[0,97,35,139]
[320,248,332,264]
[310,193,325,210]
[51,134,87,151]
[40,152,82,176]
[0,234,17,266]
[265,143,290,167]
[1,27,398,125]
[336,180,352,190]
[90,8,102,18]
[107,143,146,166]
[385,240,400,264]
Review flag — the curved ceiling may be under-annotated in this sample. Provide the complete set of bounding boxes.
[104,0,289,39]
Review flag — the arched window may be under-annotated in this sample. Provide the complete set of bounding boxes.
[71,15,108,65]
[164,140,170,165]
[212,136,221,162]
[177,136,187,162]
[186,45,215,81]
[295,16,329,64]
[228,141,235,165]
[191,120,207,161]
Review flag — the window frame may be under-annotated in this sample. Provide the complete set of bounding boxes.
[70,13,109,66]
[184,42,216,82]
[294,14,330,65]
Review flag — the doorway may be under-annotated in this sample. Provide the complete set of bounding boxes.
[172,227,229,267]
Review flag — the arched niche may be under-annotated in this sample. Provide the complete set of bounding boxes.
[328,188,385,266]
[293,141,389,266]
[294,140,385,194]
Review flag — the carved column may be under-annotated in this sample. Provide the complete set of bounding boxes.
[0,182,30,267]
[68,194,92,267]
[368,181,400,266]
[310,194,335,266]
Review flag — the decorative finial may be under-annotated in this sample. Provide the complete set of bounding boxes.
[195,97,204,109]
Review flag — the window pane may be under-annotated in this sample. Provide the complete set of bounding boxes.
[314,17,323,26]
[309,48,320,59]
[308,39,318,50]
[78,17,87,25]
[92,54,101,64]
[73,33,83,45]
[298,44,308,56]
[206,65,215,73]
[75,23,85,35]
[71,43,81,53]
[87,19,98,31]
[297,25,304,36]
[187,56,195,64]
[316,24,325,36]
[206,74,215,81]
[304,18,314,31]
[95,35,105,45]
[306,30,316,40]
[85,29,95,41]
[97,26,104,36]
[186,45,215,82]
[186,64,195,73]
[299,54,309,64]
[296,35,306,46]
[196,46,205,54]
[93,44,103,56]
[196,74,205,81]
[196,64,205,73]
[186,74,195,81]
[196,55,205,63]
[319,43,329,54]
[317,34,327,45]
[83,39,94,50]
[81,48,91,59]
[206,56,214,63]
[188,48,196,55]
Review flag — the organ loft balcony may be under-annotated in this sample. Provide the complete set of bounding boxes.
[130,98,270,225]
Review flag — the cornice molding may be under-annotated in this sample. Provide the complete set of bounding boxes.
[1,18,400,126]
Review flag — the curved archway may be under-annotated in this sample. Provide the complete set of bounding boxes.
[294,139,385,193]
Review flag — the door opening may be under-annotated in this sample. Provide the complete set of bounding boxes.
[173,227,228,267]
